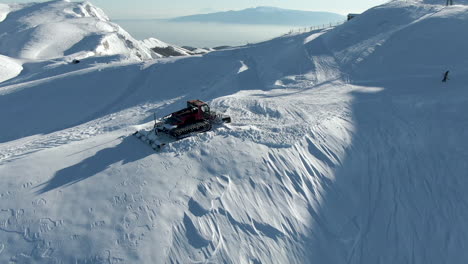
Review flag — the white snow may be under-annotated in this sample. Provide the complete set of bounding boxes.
[141,37,169,49]
[141,37,192,57]
[237,60,249,73]
[0,0,159,61]
[1,0,468,263]
[0,3,9,22]
[141,38,211,57]
[0,55,22,83]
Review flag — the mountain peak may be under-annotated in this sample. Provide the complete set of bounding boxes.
[251,6,283,12]
[170,6,345,26]
[0,0,157,61]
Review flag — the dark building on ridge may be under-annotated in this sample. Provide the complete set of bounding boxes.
[347,13,359,21]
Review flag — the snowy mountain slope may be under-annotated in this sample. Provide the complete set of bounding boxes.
[321,1,468,79]
[2,0,468,263]
[0,0,155,61]
[0,0,201,85]
[0,47,353,263]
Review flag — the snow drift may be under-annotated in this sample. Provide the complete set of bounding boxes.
[1,0,468,263]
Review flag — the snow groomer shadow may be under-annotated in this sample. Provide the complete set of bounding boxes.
[35,136,151,194]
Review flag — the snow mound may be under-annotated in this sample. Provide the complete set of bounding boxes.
[0,55,22,83]
[0,0,156,61]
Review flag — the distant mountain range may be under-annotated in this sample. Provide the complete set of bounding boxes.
[169,6,346,26]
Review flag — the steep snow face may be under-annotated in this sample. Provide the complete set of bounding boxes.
[2,0,468,264]
[0,0,155,60]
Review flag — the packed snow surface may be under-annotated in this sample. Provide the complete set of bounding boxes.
[1,0,468,263]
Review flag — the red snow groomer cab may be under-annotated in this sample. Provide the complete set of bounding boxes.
[154,99,231,139]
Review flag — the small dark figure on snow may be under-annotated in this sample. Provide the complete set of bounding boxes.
[71,59,80,64]
[442,70,450,82]
[446,0,453,6]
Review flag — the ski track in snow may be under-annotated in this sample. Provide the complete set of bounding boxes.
[0,102,159,164]
[0,54,356,263]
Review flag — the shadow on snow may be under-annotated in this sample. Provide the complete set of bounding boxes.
[35,136,152,194]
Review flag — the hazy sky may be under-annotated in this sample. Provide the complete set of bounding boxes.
[0,0,388,19]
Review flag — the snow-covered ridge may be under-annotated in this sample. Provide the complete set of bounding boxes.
[420,0,468,4]
[141,38,209,56]
[0,0,197,63]
[0,0,156,61]
[318,0,468,80]
[0,0,202,85]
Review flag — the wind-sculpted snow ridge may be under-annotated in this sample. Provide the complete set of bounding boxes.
[2,0,468,263]
[0,0,156,61]
[0,0,201,84]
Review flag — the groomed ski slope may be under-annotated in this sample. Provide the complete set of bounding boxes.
[1,0,468,263]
